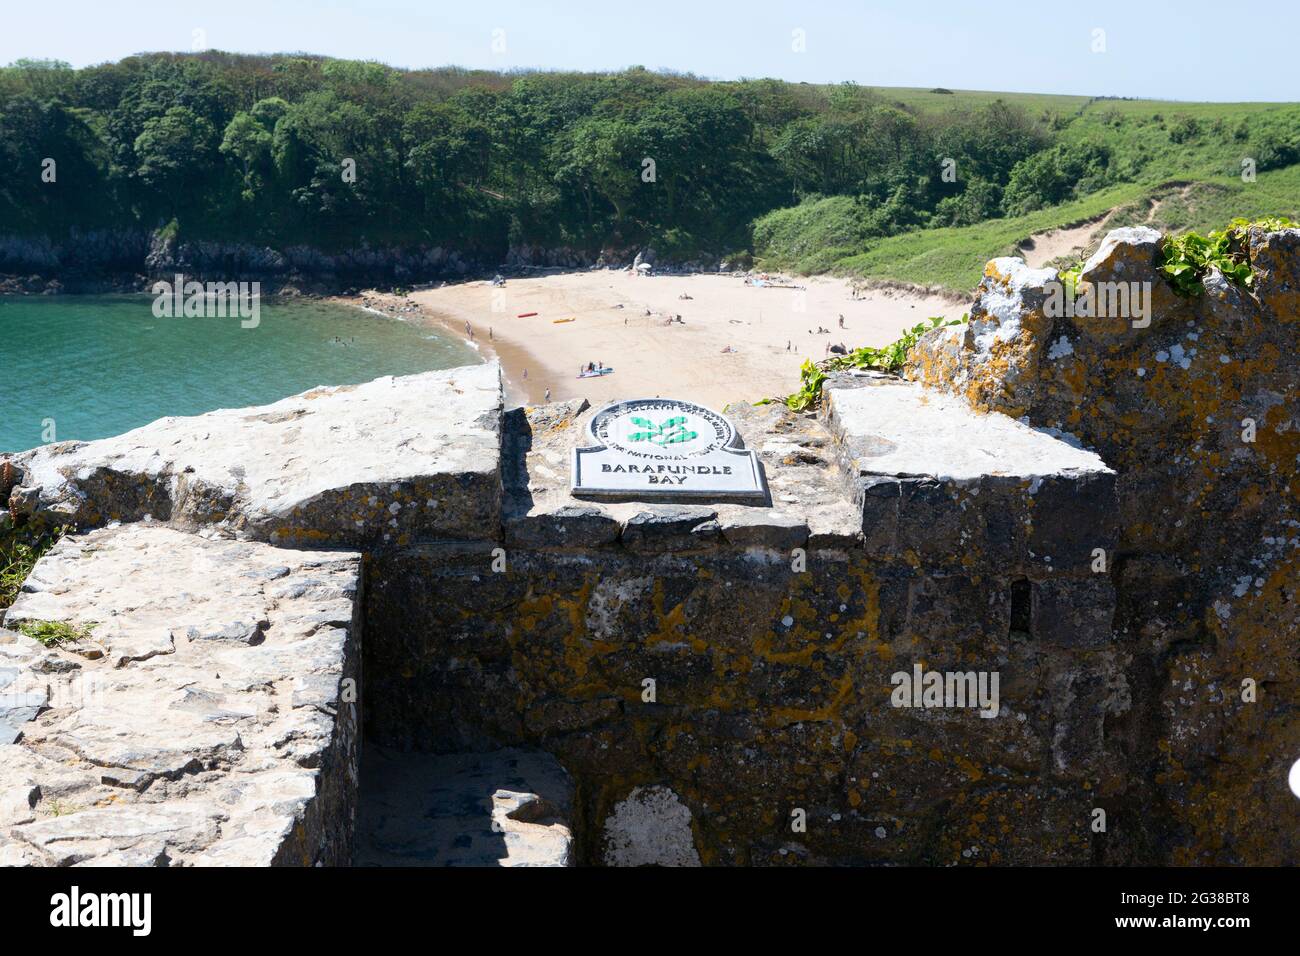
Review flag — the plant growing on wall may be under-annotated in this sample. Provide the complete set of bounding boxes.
[1,524,69,610]
[766,314,965,411]
[1158,216,1296,296]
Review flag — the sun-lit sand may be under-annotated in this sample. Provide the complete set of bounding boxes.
[404,270,966,408]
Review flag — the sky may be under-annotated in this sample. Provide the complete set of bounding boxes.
[2,0,1294,102]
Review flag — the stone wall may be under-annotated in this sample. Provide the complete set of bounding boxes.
[908,226,1299,864]
[362,380,1130,865]
[1,526,361,866]
[3,226,1296,865]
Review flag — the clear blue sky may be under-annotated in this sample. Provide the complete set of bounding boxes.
[3,0,1295,102]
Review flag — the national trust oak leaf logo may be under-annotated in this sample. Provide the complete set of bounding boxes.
[626,415,698,447]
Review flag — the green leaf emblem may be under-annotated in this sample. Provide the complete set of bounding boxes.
[626,416,698,446]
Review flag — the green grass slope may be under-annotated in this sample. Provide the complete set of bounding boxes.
[754,94,1300,292]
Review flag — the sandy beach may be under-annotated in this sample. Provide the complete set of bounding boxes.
[365,271,965,409]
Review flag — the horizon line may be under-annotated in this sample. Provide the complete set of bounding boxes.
[10,50,1298,107]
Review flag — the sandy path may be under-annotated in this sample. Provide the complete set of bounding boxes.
[1018,214,1111,269]
[409,271,964,408]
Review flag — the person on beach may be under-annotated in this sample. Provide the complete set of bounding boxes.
[545,388,551,402]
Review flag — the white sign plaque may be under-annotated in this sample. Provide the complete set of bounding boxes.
[571,398,765,500]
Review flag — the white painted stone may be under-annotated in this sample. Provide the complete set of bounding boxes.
[603,785,701,867]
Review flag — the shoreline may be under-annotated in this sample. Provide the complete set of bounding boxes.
[334,271,968,410]
[328,291,530,406]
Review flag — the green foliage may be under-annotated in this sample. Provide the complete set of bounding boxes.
[1001,141,1114,216]
[5,54,1300,290]
[775,359,829,412]
[1249,128,1300,171]
[933,178,1002,227]
[775,97,1300,291]
[767,315,965,411]
[0,55,783,255]
[1157,216,1297,296]
[0,524,69,611]
[1168,115,1202,144]
[16,619,94,647]
[827,315,966,376]
[757,98,1050,265]
[1058,266,1082,298]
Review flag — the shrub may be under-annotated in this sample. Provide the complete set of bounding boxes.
[764,315,965,411]
[1158,216,1297,296]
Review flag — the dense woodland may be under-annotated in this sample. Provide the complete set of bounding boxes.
[1,53,1297,269]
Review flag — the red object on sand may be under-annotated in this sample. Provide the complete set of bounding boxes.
[517,312,538,318]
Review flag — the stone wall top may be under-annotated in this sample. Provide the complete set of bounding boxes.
[7,363,504,549]
[822,372,1112,484]
[1,524,361,866]
[501,398,863,552]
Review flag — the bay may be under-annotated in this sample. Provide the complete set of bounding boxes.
[0,295,480,453]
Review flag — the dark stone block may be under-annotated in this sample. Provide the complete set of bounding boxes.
[621,508,720,553]
[505,505,621,550]
[1031,577,1116,648]
[1027,472,1118,571]
[857,476,900,556]
[719,512,809,550]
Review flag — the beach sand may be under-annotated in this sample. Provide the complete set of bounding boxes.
[400,270,966,409]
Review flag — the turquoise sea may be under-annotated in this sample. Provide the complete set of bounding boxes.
[0,295,481,453]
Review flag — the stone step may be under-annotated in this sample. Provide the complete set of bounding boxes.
[355,747,574,867]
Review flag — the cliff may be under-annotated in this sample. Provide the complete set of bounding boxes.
[0,228,717,295]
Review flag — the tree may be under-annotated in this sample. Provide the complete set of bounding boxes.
[220,109,273,202]
[133,105,218,215]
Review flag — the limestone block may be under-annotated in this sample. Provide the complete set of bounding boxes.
[9,364,503,547]
[822,373,1117,573]
[0,524,361,867]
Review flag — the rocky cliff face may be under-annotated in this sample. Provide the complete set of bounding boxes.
[0,228,489,294]
[0,228,721,294]
[1,226,1295,866]
[908,225,1300,864]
